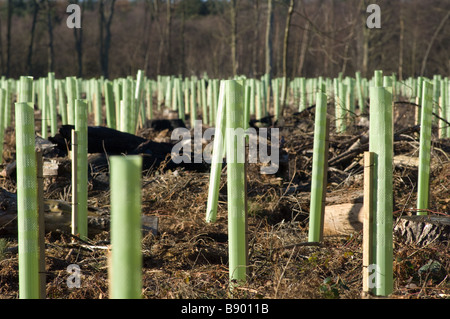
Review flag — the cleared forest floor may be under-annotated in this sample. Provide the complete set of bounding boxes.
[0,99,449,299]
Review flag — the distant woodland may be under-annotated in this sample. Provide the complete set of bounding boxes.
[0,0,449,80]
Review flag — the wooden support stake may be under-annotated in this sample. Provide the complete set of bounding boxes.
[362,151,374,297]
[319,117,330,242]
[71,130,78,237]
[36,151,46,299]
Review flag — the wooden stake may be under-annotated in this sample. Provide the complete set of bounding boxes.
[362,151,374,297]
[36,151,46,299]
[71,130,78,237]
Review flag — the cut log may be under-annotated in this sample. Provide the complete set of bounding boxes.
[394,215,450,246]
[323,203,363,236]
[49,125,148,155]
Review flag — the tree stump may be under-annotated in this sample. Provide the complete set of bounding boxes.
[394,215,450,246]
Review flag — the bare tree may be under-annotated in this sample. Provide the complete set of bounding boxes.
[265,0,274,78]
[46,0,55,72]
[99,0,117,79]
[26,0,40,75]
[71,0,85,77]
[230,0,238,76]
[6,0,12,78]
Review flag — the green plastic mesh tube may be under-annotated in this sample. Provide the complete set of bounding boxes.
[308,90,328,243]
[15,102,40,299]
[190,80,197,128]
[369,71,394,296]
[355,72,365,113]
[176,78,184,122]
[109,155,143,299]
[0,89,5,164]
[205,81,226,223]
[121,79,133,134]
[225,80,247,285]
[40,78,48,139]
[104,81,116,129]
[446,78,450,137]
[75,99,88,239]
[48,73,58,136]
[2,81,11,129]
[336,81,347,133]
[66,77,76,125]
[19,76,34,103]
[299,77,306,112]
[201,79,208,125]
[273,79,280,122]
[417,81,433,215]
[135,70,145,129]
[439,79,447,138]
[94,79,102,126]
[57,80,68,125]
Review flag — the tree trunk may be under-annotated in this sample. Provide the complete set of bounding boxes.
[46,0,54,73]
[398,7,404,81]
[26,0,40,76]
[297,21,310,77]
[6,0,12,77]
[72,0,84,78]
[281,0,294,109]
[99,0,117,79]
[251,0,259,77]
[230,0,238,76]
[165,0,172,74]
[420,11,449,76]
[265,0,273,79]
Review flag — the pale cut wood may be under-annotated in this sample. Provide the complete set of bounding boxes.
[323,203,363,236]
[363,151,374,296]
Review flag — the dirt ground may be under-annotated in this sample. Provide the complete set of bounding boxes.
[0,98,449,299]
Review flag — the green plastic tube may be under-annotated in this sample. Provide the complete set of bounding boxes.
[109,155,143,299]
[15,102,40,299]
[201,79,208,125]
[2,80,11,129]
[273,79,280,121]
[369,72,394,296]
[205,81,226,223]
[299,77,306,112]
[121,79,133,134]
[336,81,347,133]
[105,81,116,129]
[439,79,447,138]
[417,81,433,215]
[94,79,102,126]
[40,78,48,139]
[355,72,365,113]
[225,80,247,285]
[308,90,328,243]
[48,73,57,136]
[19,76,34,103]
[0,89,5,163]
[135,70,145,129]
[445,78,450,137]
[190,80,197,128]
[57,80,68,125]
[75,99,88,239]
[66,77,76,125]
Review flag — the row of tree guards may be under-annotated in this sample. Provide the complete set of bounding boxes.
[10,68,449,298]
